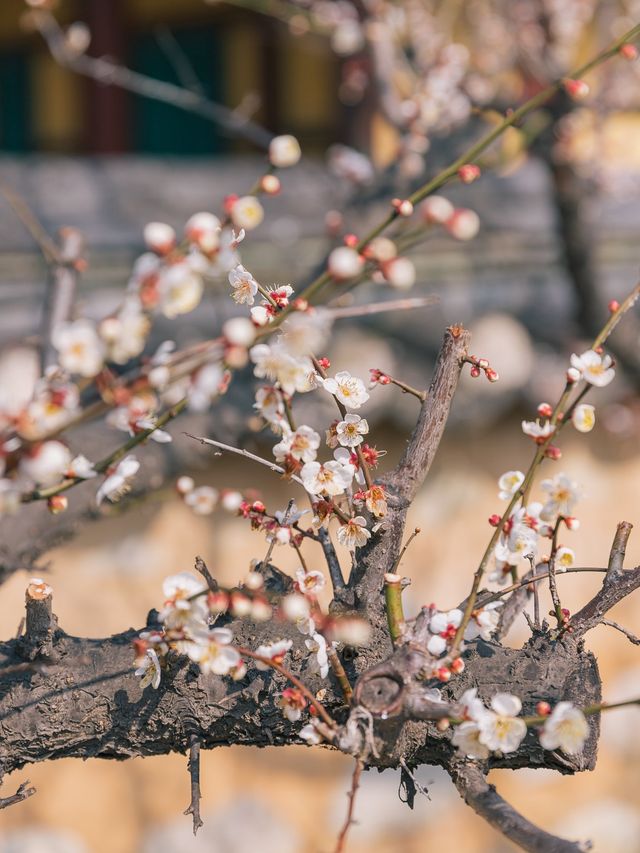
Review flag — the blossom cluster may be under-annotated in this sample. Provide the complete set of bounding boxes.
[451,689,589,759]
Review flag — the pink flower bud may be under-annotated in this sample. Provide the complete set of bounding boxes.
[485,368,499,383]
[436,667,452,682]
[564,516,580,530]
[608,299,620,313]
[47,495,68,514]
[619,43,638,61]
[470,366,481,378]
[477,358,489,369]
[436,718,450,732]
[488,514,501,527]
[563,78,589,100]
[536,701,551,716]
[446,208,480,240]
[260,174,281,195]
[420,195,454,224]
[457,164,481,184]
[450,657,465,674]
[545,446,562,460]
[537,403,553,418]
[392,198,414,217]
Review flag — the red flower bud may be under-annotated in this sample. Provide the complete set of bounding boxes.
[537,403,553,418]
[619,43,638,61]
[488,514,502,527]
[436,667,452,682]
[545,446,562,460]
[536,701,551,716]
[608,299,620,313]
[458,164,481,184]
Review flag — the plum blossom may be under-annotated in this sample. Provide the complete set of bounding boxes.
[229,264,259,305]
[572,404,596,433]
[19,440,72,487]
[452,721,490,760]
[540,474,581,520]
[269,134,302,168]
[305,632,329,678]
[186,628,241,676]
[254,386,287,430]
[96,455,140,505]
[273,426,321,463]
[498,470,524,500]
[328,246,364,280]
[231,196,264,231]
[336,414,369,447]
[427,608,462,655]
[539,702,589,755]
[464,601,503,641]
[184,486,219,515]
[322,371,370,409]
[296,567,325,595]
[570,350,615,387]
[363,484,388,518]
[494,506,538,567]
[52,319,106,377]
[477,694,527,753]
[554,546,576,571]
[185,211,221,252]
[250,344,315,396]
[99,298,150,365]
[300,459,354,496]
[135,648,162,689]
[521,419,556,441]
[254,639,293,669]
[66,454,97,479]
[277,688,307,722]
[299,722,324,745]
[188,362,225,412]
[144,221,175,254]
[336,516,371,551]
[157,262,203,318]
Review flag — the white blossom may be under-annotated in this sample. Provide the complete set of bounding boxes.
[231,196,264,231]
[185,212,221,252]
[328,246,364,279]
[322,371,370,409]
[99,298,150,365]
[135,648,162,689]
[336,516,371,550]
[452,721,490,759]
[228,264,259,306]
[296,567,325,595]
[498,470,524,500]
[539,702,589,755]
[299,722,324,745]
[521,419,556,440]
[250,344,315,396]
[184,486,219,515]
[477,694,527,754]
[19,440,72,487]
[273,426,321,463]
[305,632,329,678]
[572,404,596,433]
[554,546,576,572]
[67,454,97,479]
[254,639,293,669]
[96,455,140,505]
[269,134,301,167]
[540,474,581,521]
[157,262,203,318]
[186,628,241,676]
[464,601,503,641]
[570,349,615,387]
[144,221,176,254]
[336,414,369,447]
[300,460,354,496]
[52,319,106,377]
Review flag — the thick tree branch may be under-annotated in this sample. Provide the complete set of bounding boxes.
[382,325,470,503]
[450,763,586,853]
[571,566,640,638]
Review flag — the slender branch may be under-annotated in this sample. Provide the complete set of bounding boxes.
[184,434,305,487]
[601,619,640,645]
[334,759,363,853]
[326,296,438,320]
[0,781,36,811]
[450,763,585,853]
[194,556,218,594]
[31,10,272,149]
[183,735,204,835]
[326,646,354,702]
[571,566,640,639]
[23,398,189,503]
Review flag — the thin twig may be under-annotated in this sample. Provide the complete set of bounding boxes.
[183,734,204,835]
[326,295,439,319]
[601,618,640,645]
[185,434,305,487]
[0,781,36,811]
[194,556,218,593]
[318,527,346,592]
[326,645,354,702]
[334,758,363,853]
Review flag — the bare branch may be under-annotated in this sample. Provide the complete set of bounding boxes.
[185,434,305,488]
[183,735,204,836]
[41,227,84,371]
[450,763,586,853]
[382,325,470,503]
[601,618,640,645]
[571,566,640,639]
[606,521,633,580]
[194,556,218,594]
[31,10,272,149]
[334,759,363,853]
[0,780,36,811]
[317,527,346,593]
